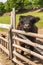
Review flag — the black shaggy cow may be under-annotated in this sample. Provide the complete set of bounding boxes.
[17,15,40,58]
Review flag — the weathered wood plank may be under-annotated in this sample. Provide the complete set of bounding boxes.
[13,51,37,65]
[12,8,16,28]
[8,9,14,59]
[13,57,24,65]
[12,8,17,61]
[8,8,16,59]
[0,37,8,43]
[0,23,10,29]
[13,37,43,50]
[8,29,13,59]
[12,29,43,39]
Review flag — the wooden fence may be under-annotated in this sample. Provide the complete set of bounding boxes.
[0,8,43,65]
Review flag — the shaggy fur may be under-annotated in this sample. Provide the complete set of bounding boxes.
[17,15,40,58]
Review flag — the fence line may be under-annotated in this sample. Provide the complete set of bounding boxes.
[0,8,43,65]
[13,44,43,60]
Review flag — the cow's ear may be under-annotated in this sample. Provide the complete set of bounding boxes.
[35,17,40,23]
[19,16,25,24]
[30,17,40,24]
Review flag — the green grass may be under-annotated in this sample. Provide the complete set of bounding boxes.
[0,16,10,24]
[0,11,43,31]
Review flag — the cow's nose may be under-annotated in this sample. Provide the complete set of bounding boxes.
[24,24,29,27]
[24,24,29,28]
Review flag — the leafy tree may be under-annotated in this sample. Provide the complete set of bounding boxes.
[7,0,15,9]
[4,0,43,12]
[4,0,33,12]
[15,0,24,11]
[4,0,15,12]
[6,0,32,11]
[24,0,32,9]
[15,0,31,11]
[0,2,5,15]
[30,0,39,8]
[38,0,43,7]
[4,2,11,12]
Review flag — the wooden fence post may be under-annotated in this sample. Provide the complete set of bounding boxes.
[12,8,16,28]
[11,8,17,65]
[8,12,13,59]
[12,8,17,59]
[8,8,16,60]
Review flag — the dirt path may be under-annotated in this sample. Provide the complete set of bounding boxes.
[0,52,14,65]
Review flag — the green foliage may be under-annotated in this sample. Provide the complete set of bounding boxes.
[4,0,15,12]
[24,0,32,9]
[30,0,39,8]
[0,0,43,13]
[0,2,5,15]
[38,0,43,7]
[7,0,15,9]
[14,0,24,11]
[14,0,32,11]
[4,2,11,12]
[31,0,43,8]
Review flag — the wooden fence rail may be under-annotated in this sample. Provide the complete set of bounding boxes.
[12,29,43,39]
[13,36,43,50]
[0,23,10,29]
[0,37,8,43]
[0,44,9,55]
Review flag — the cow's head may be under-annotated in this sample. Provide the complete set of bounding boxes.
[19,15,40,31]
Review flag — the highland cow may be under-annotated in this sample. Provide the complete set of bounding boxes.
[17,15,40,58]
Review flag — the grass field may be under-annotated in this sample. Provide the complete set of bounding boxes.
[0,11,43,31]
